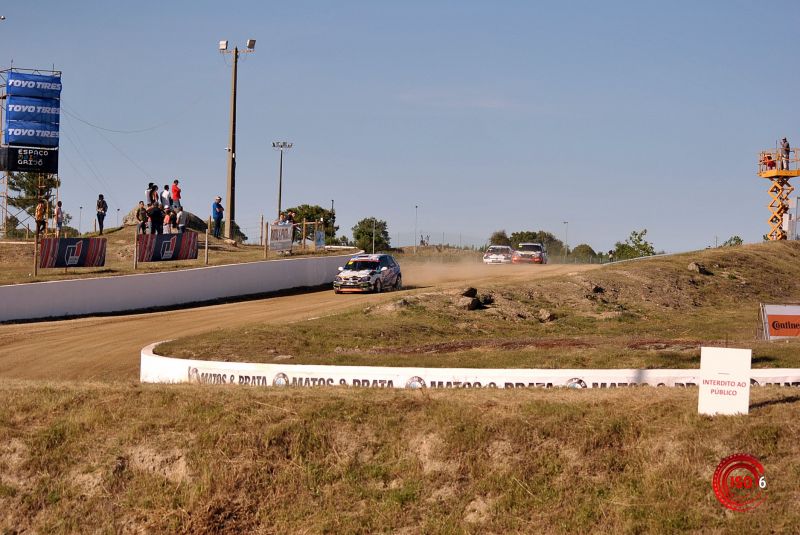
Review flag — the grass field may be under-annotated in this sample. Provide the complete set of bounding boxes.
[1,382,798,533]
[158,241,800,369]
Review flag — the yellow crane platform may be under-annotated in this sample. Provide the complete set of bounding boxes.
[758,148,799,240]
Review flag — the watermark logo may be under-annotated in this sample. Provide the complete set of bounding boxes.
[712,453,767,511]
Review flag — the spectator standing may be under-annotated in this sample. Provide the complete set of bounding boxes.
[171,179,182,209]
[781,137,791,170]
[35,199,47,236]
[54,200,64,238]
[212,196,224,238]
[161,184,172,208]
[176,206,188,233]
[150,202,164,234]
[145,182,154,203]
[164,208,173,234]
[135,201,148,234]
[608,250,615,263]
[96,194,108,235]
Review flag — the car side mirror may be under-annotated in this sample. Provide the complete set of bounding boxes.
[380,266,388,272]
[338,266,344,271]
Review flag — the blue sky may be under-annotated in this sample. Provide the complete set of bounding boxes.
[1,1,797,251]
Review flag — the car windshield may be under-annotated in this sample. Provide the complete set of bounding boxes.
[345,260,379,271]
[487,247,509,254]
[518,244,542,252]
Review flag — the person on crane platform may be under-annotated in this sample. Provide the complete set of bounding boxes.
[780,137,790,170]
[762,152,776,170]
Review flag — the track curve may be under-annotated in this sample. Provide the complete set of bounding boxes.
[0,263,600,381]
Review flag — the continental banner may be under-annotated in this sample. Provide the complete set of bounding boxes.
[137,233,198,262]
[39,238,106,268]
[761,304,800,340]
[268,224,293,252]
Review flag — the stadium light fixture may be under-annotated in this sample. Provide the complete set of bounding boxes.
[246,39,256,50]
[218,40,228,51]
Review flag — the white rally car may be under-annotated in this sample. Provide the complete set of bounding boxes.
[334,254,402,293]
[482,245,514,264]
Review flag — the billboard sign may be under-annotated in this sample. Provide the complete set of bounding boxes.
[137,233,198,262]
[6,72,62,99]
[0,146,59,173]
[5,96,60,124]
[4,70,62,150]
[268,224,293,252]
[4,120,59,147]
[39,238,106,268]
[760,304,800,340]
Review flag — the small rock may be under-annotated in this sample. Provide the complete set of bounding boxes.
[592,285,605,294]
[223,239,238,247]
[479,293,494,305]
[538,308,555,322]
[461,287,478,298]
[273,355,293,361]
[688,262,712,275]
[458,297,481,310]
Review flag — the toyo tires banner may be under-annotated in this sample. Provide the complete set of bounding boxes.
[137,233,198,262]
[39,238,106,268]
[4,71,62,149]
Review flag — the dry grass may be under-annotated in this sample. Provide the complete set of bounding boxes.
[158,241,800,369]
[0,381,798,533]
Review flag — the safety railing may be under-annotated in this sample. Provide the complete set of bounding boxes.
[758,147,800,173]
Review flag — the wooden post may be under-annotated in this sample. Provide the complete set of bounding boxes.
[260,214,264,246]
[268,221,269,260]
[133,232,138,270]
[302,220,307,250]
[33,233,38,277]
[205,218,210,265]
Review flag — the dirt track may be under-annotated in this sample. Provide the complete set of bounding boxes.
[0,263,599,381]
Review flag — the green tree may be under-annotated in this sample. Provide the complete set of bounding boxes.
[613,229,656,260]
[489,230,512,246]
[509,230,565,257]
[284,204,338,243]
[722,235,743,247]
[570,243,597,261]
[352,217,390,252]
[7,172,62,231]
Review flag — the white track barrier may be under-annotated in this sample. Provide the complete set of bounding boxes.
[0,253,353,322]
[140,344,800,389]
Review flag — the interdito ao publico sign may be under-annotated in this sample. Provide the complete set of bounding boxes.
[760,304,800,340]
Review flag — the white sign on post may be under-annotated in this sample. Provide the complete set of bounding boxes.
[698,347,752,416]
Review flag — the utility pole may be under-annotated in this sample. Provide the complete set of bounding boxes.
[219,39,256,239]
[562,221,569,263]
[273,141,293,218]
[414,204,418,254]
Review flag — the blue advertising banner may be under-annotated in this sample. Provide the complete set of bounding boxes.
[6,72,62,99]
[5,96,60,124]
[5,120,60,147]
[39,238,106,268]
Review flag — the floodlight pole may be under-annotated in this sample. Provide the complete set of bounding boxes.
[224,47,238,239]
[562,221,569,263]
[273,142,293,218]
[220,39,256,239]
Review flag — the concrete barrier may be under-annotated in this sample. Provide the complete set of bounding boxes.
[0,253,353,322]
[140,343,800,389]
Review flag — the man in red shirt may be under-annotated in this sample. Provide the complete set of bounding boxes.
[171,179,182,209]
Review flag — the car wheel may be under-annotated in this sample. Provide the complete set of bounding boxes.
[373,280,382,293]
[394,275,402,290]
